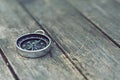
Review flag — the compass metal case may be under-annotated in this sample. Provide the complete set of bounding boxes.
[16,30,52,58]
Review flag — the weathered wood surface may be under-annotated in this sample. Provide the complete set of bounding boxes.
[0,50,13,80]
[0,0,85,80]
[67,0,120,46]
[19,0,120,80]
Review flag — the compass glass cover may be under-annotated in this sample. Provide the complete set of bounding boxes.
[17,34,50,51]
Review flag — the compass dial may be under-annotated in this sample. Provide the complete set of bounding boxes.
[20,38,47,51]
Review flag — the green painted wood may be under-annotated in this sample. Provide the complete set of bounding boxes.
[19,0,120,80]
[67,0,120,46]
[0,51,13,80]
[0,0,84,80]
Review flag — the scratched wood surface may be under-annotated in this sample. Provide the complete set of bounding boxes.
[19,0,120,80]
[67,0,120,46]
[0,0,85,80]
[0,50,13,80]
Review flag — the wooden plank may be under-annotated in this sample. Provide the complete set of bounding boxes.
[0,51,13,80]
[67,0,120,46]
[0,0,85,80]
[19,0,120,80]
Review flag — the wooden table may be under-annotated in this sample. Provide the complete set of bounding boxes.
[0,0,120,80]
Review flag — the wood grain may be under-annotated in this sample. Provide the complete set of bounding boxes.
[19,0,120,80]
[67,0,120,46]
[0,0,84,80]
[0,50,13,80]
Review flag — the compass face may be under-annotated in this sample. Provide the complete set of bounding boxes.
[21,38,47,50]
[17,34,50,51]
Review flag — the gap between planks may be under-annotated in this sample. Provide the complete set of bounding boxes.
[0,48,19,80]
[66,0,120,48]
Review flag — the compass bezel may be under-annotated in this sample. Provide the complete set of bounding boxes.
[16,33,51,53]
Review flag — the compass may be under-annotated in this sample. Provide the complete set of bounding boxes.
[16,30,52,58]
